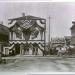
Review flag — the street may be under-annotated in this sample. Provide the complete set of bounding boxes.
[0,56,75,72]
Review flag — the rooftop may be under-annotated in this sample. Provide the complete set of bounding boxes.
[0,24,9,36]
[8,15,45,21]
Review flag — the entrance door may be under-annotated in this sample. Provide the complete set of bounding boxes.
[15,44,20,55]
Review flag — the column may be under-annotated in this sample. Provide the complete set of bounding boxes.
[44,19,46,56]
[9,32,11,40]
[11,31,13,40]
[20,44,22,55]
[40,31,43,40]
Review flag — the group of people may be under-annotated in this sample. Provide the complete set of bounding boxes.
[20,43,39,55]
[49,45,74,56]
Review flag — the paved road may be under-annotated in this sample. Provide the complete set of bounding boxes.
[0,56,75,72]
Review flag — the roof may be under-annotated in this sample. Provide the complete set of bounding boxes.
[8,15,45,20]
[9,18,45,30]
[0,24,9,36]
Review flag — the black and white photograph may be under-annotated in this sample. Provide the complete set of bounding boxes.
[0,1,75,73]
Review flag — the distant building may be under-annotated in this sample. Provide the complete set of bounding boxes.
[64,36,71,46]
[70,21,75,45]
[51,37,66,47]
[0,24,9,55]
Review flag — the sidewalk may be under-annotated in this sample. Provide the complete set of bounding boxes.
[2,54,75,60]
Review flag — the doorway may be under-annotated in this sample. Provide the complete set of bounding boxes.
[15,44,20,55]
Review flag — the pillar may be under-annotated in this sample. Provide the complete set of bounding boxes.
[44,19,46,56]
[20,44,22,55]
[11,31,13,40]
[40,31,43,40]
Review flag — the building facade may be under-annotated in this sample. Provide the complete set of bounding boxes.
[4,14,46,55]
[70,21,75,45]
[0,24,9,56]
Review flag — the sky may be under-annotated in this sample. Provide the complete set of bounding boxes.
[0,2,75,42]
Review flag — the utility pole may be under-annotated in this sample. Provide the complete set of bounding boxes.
[49,16,51,55]
[49,16,50,43]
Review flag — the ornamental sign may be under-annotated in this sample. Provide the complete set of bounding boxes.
[21,20,32,29]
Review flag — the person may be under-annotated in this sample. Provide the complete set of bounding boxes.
[33,43,38,55]
[56,47,62,56]
[32,47,35,55]
[24,44,27,55]
[35,47,38,55]
[26,43,29,55]
[24,43,29,55]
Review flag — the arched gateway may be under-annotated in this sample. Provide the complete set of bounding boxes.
[4,14,46,56]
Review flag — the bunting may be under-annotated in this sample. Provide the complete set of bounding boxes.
[10,19,45,40]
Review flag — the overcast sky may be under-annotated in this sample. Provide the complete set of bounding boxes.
[0,2,75,41]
